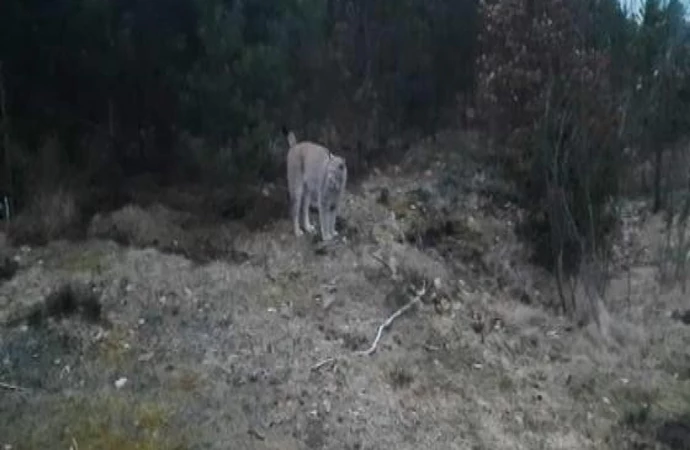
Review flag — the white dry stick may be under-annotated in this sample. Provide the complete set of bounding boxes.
[0,381,28,391]
[310,357,337,372]
[357,283,427,356]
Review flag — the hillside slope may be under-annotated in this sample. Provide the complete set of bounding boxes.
[0,132,688,450]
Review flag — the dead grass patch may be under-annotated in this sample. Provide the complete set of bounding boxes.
[61,395,187,450]
[87,203,252,264]
[88,203,183,248]
[52,246,107,273]
[607,381,690,449]
[9,188,80,245]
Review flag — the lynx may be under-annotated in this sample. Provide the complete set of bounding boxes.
[285,129,347,241]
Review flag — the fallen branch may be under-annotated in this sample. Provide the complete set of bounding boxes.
[0,381,29,391]
[357,283,427,356]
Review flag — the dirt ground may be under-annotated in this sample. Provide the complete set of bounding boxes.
[1,131,689,450]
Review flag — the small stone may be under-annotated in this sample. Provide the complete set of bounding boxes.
[138,352,154,362]
[322,295,336,310]
[114,377,128,389]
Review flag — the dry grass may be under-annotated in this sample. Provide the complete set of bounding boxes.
[88,203,183,248]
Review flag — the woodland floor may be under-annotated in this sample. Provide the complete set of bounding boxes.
[0,131,689,450]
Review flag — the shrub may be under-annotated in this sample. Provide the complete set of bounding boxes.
[477,0,625,282]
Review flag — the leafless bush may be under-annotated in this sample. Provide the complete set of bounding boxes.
[658,184,690,292]
[476,0,626,323]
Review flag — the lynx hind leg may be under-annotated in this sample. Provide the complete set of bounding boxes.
[291,184,304,237]
[302,186,315,234]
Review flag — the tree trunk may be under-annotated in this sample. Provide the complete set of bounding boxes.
[0,61,13,223]
[653,138,663,213]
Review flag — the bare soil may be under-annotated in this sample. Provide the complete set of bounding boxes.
[1,131,688,450]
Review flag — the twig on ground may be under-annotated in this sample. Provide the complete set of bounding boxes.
[264,266,277,283]
[423,344,440,352]
[370,251,396,278]
[206,355,238,378]
[248,427,266,441]
[357,283,427,356]
[311,357,337,372]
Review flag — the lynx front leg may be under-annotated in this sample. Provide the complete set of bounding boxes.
[302,189,316,234]
[330,165,346,239]
[331,212,339,237]
[318,192,331,241]
[326,203,338,238]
